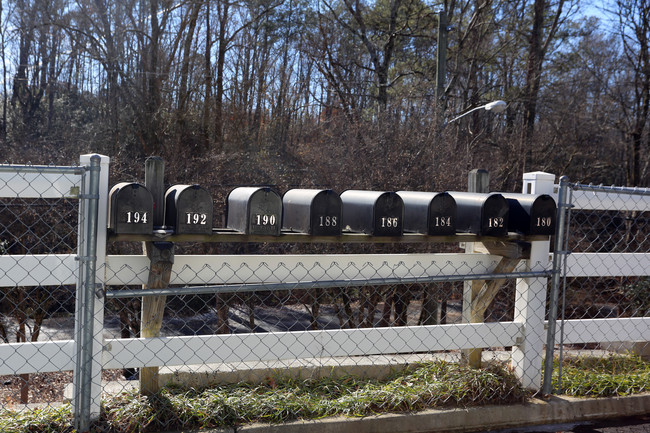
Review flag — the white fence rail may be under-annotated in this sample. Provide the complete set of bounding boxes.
[105,253,506,286]
[564,253,650,277]
[102,322,525,370]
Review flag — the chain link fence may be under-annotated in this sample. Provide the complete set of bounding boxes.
[0,160,552,432]
[98,247,546,430]
[0,164,86,409]
[549,180,650,396]
[101,250,533,359]
[3,161,650,431]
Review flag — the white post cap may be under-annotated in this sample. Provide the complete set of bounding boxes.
[522,172,556,195]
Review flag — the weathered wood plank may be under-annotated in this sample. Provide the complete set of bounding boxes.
[139,157,174,396]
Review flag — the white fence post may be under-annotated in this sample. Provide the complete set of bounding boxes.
[78,154,110,423]
[511,172,555,390]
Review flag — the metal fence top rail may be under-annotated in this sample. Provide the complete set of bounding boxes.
[0,164,87,175]
[569,181,650,196]
[109,230,548,244]
[105,269,553,298]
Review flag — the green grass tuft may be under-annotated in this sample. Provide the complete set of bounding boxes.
[551,353,650,397]
[0,404,74,433]
[2,355,648,433]
[98,360,528,432]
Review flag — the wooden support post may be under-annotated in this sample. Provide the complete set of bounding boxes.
[470,259,522,319]
[140,157,174,396]
[467,169,490,194]
[461,278,485,367]
[461,170,488,367]
[462,170,489,367]
[461,170,526,368]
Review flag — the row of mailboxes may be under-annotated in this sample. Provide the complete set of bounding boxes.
[108,184,557,237]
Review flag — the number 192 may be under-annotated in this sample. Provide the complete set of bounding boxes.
[186,213,207,225]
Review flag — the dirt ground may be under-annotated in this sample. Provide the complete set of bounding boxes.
[0,370,125,406]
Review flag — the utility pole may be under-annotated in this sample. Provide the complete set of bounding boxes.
[435,10,448,105]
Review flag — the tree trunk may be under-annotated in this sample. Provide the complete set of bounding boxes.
[419,284,438,326]
[214,2,230,150]
[202,1,213,149]
[0,0,6,139]
[216,293,230,334]
[519,0,564,177]
[393,286,410,326]
[177,0,202,145]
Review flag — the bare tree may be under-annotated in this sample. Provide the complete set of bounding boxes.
[519,0,567,177]
[615,0,650,186]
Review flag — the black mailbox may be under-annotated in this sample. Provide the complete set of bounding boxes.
[282,189,342,236]
[227,187,282,236]
[340,190,404,236]
[397,191,456,235]
[108,182,154,234]
[164,184,213,234]
[501,193,556,235]
[448,192,509,236]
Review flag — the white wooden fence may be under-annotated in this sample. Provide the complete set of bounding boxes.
[1,160,649,424]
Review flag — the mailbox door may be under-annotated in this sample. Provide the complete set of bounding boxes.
[309,190,342,236]
[109,182,154,234]
[373,192,404,236]
[166,185,213,235]
[399,191,456,235]
[528,194,556,235]
[248,188,282,235]
[429,193,456,235]
[480,194,509,236]
[503,193,556,235]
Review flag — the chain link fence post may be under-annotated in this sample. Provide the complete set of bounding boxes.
[74,154,109,432]
[74,155,100,432]
[542,175,571,395]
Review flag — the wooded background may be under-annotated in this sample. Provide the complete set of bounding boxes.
[1,0,648,192]
[1,2,649,403]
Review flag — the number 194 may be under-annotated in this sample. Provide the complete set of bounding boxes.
[125,211,147,224]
